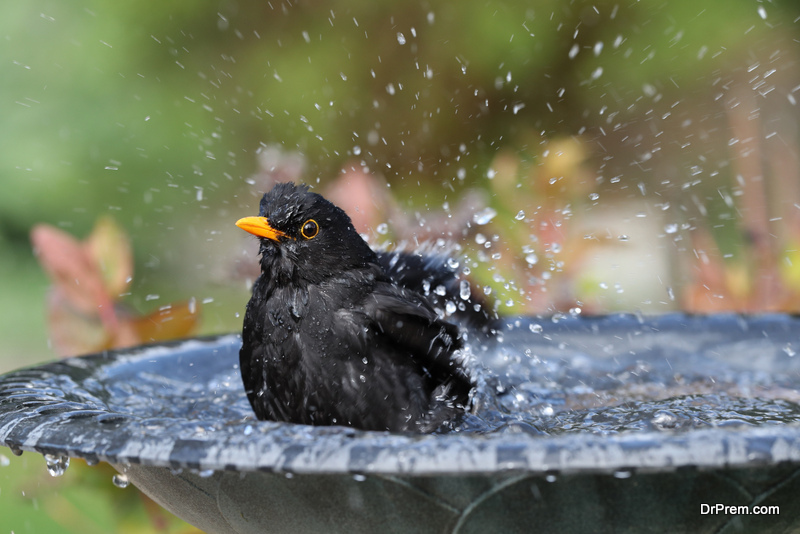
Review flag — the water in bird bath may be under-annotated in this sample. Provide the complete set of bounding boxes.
[13,314,800,446]
[471,316,800,436]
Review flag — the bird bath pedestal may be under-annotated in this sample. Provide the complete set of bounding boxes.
[2,314,800,533]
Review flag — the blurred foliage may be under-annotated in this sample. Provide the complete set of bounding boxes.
[31,216,200,356]
[2,0,799,313]
[3,0,800,532]
[1,453,200,534]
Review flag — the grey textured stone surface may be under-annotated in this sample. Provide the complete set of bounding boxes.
[2,314,800,532]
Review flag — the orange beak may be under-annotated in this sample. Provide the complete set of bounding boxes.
[235,216,289,241]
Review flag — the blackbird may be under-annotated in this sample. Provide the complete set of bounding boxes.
[236,182,473,433]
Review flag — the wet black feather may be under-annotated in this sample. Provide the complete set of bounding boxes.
[240,182,472,432]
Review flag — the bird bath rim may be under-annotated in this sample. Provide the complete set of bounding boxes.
[2,313,800,477]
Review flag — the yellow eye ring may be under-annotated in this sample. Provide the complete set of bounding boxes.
[300,219,319,239]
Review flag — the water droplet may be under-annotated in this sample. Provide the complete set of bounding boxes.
[447,257,460,270]
[422,280,431,295]
[618,235,629,242]
[666,286,675,301]
[664,223,679,234]
[784,344,796,357]
[376,223,389,235]
[525,253,539,266]
[353,474,367,482]
[44,454,70,477]
[0,454,9,467]
[434,285,447,296]
[112,473,130,488]
[758,5,767,19]
[652,410,678,429]
[475,233,487,245]
[396,32,406,45]
[569,307,582,317]
[515,210,525,221]
[545,474,558,483]
[589,192,599,201]
[353,145,361,156]
[473,207,497,225]
[445,301,457,315]
[459,280,471,301]
[613,469,633,479]
[529,323,543,333]
[197,469,215,478]
[568,43,579,59]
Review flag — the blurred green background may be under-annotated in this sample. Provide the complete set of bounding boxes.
[2,0,800,531]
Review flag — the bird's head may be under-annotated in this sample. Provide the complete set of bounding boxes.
[237,182,377,284]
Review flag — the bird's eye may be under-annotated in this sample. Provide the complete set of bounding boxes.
[300,219,319,239]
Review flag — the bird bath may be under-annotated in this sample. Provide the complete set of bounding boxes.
[2,313,800,533]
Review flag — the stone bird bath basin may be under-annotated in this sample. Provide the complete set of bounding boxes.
[2,313,800,532]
